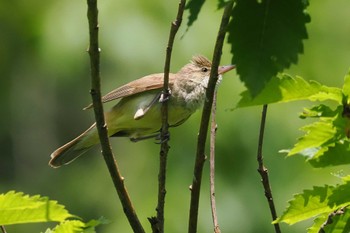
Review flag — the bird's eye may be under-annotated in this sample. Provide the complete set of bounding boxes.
[201,67,208,72]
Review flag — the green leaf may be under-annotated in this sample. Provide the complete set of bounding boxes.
[185,0,206,28]
[44,218,108,233]
[228,0,310,95]
[276,181,350,225]
[276,186,336,225]
[342,72,350,99]
[0,191,73,225]
[236,74,342,108]
[287,119,338,156]
[307,214,328,233]
[322,208,350,233]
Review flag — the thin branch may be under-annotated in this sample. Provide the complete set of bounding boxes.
[152,1,187,233]
[1,225,7,233]
[210,91,221,233]
[188,2,233,232]
[257,104,281,233]
[86,1,144,232]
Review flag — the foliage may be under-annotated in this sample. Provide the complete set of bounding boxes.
[274,176,350,233]
[0,191,106,232]
[228,0,310,96]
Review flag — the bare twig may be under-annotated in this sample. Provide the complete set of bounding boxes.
[257,104,281,233]
[151,1,187,233]
[86,1,144,232]
[188,2,233,232]
[210,91,221,233]
[1,225,7,233]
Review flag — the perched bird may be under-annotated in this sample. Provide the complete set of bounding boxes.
[49,55,235,167]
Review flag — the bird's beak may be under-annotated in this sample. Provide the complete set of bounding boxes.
[218,64,235,75]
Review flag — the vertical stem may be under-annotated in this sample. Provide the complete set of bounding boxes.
[257,104,281,233]
[188,2,233,233]
[86,0,144,232]
[1,225,7,233]
[210,91,221,233]
[154,1,187,233]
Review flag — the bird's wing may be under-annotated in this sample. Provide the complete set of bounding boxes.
[84,73,176,110]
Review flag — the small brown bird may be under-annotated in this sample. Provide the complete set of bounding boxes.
[50,55,235,167]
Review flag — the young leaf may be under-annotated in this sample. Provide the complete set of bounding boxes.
[236,74,342,108]
[228,0,310,96]
[44,218,108,233]
[307,214,328,233]
[0,191,73,225]
[276,181,350,225]
[275,186,336,225]
[276,178,350,225]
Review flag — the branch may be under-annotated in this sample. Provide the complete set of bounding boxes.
[210,91,221,233]
[1,226,7,233]
[188,2,233,232]
[152,1,187,232]
[256,104,281,233]
[86,1,144,232]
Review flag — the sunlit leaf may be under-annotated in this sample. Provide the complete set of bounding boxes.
[342,72,350,99]
[307,214,328,233]
[228,0,310,95]
[0,191,73,225]
[276,181,350,225]
[236,74,342,108]
[322,208,350,233]
[275,186,336,225]
[44,218,108,233]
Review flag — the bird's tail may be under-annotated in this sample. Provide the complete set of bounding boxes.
[49,124,98,168]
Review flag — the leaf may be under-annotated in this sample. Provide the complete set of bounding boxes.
[44,218,108,233]
[322,208,350,233]
[228,0,310,95]
[185,0,206,28]
[236,74,342,108]
[276,181,350,225]
[342,72,350,99]
[307,214,328,233]
[0,191,73,225]
[287,119,338,156]
[275,186,336,225]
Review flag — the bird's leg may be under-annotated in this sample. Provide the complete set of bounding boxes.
[159,89,171,103]
[130,133,160,142]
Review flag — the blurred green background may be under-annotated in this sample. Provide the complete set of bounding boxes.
[1,1,350,232]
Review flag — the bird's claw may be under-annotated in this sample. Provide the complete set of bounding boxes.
[159,89,171,103]
[154,132,170,144]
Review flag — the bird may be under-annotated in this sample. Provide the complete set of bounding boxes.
[49,55,235,167]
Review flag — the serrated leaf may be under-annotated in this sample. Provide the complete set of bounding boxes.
[276,186,336,224]
[308,141,350,168]
[0,191,73,225]
[300,105,337,119]
[44,217,108,233]
[288,119,337,156]
[185,0,206,28]
[307,213,328,233]
[236,74,342,108]
[228,0,310,95]
[276,182,350,225]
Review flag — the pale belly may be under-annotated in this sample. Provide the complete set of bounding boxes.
[105,91,197,140]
